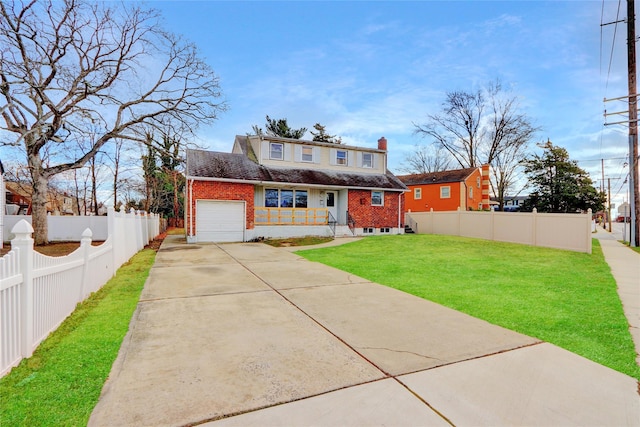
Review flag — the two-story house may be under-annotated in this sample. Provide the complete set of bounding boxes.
[185,135,407,242]
[398,165,490,213]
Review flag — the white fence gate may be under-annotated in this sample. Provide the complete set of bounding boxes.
[405,208,593,254]
[0,207,161,377]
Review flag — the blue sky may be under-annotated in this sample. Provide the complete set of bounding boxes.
[152,0,630,203]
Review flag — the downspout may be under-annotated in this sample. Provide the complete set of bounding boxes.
[189,178,194,240]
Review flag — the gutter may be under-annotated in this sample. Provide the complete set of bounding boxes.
[184,175,407,193]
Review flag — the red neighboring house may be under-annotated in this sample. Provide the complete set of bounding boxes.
[398,165,490,212]
[185,135,407,243]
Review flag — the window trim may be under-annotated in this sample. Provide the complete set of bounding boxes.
[301,146,313,162]
[371,190,384,206]
[440,186,451,199]
[414,188,422,200]
[269,142,284,160]
[362,152,373,168]
[336,150,348,166]
[264,188,308,208]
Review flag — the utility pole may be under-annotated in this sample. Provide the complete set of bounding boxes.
[608,177,613,232]
[628,0,639,246]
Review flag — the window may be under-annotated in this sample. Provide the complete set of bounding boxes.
[265,189,279,207]
[336,150,348,165]
[371,191,383,206]
[469,187,473,199]
[380,227,390,234]
[295,190,308,208]
[326,192,335,207]
[477,177,481,188]
[414,188,422,200]
[280,190,293,207]
[363,227,374,234]
[440,186,450,199]
[270,143,283,160]
[362,153,373,168]
[264,188,307,208]
[301,147,313,162]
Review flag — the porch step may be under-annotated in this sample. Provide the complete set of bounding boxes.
[404,225,415,234]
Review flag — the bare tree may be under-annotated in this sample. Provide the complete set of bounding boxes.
[414,80,537,208]
[399,144,452,174]
[0,0,227,244]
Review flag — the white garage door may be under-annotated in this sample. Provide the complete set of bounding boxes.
[196,200,245,242]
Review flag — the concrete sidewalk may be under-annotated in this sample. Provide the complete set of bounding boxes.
[593,225,640,366]
[89,235,639,426]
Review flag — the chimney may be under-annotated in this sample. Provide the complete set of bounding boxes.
[377,136,387,151]
[481,164,490,210]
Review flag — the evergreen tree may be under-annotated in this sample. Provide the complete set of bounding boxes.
[310,123,342,144]
[521,140,605,213]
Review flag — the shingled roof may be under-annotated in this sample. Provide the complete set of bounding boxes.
[396,167,479,186]
[186,148,407,191]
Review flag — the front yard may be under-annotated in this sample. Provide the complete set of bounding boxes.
[298,234,640,380]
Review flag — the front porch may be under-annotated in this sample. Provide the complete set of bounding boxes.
[248,207,346,240]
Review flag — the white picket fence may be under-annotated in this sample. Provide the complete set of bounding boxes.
[0,207,162,377]
[405,208,593,254]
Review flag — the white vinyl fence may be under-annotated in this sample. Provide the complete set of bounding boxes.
[0,207,162,377]
[3,214,109,242]
[405,208,593,254]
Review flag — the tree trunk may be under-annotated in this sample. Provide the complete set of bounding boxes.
[28,153,50,245]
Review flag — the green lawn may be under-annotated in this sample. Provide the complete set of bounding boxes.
[0,249,156,427]
[297,235,640,380]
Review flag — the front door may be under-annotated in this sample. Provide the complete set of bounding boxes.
[326,191,337,222]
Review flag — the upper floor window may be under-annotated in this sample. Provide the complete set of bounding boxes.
[371,191,383,206]
[440,186,450,199]
[414,188,422,199]
[469,187,473,199]
[476,177,481,188]
[301,147,313,162]
[336,150,348,166]
[362,153,373,168]
[270,143,283,160]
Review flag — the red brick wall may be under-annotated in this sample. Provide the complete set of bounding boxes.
[187,180,255,235]
[347,190,402,228]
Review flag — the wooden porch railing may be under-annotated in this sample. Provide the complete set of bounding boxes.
[255,207,329,225]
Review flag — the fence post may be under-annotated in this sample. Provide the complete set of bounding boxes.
[587,209,593,254]
[456,206,461,236]
[79,228,92,300]
[490,208,496,241]
[134,209,143,251]
[12,220,34,358]
[107,206,117,275]
[532,208,538,246]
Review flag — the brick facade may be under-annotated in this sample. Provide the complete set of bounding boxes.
[347,189,402,228]
[187,181,255,235]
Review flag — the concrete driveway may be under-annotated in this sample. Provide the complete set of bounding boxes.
[89,235,639,426]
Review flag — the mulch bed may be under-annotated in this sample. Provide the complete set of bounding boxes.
[0,229,171,258]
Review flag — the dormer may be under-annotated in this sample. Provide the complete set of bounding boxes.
[233,135,388,174]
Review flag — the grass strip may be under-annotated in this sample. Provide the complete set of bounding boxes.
[298,235,640,380]
[0,249,156,427]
